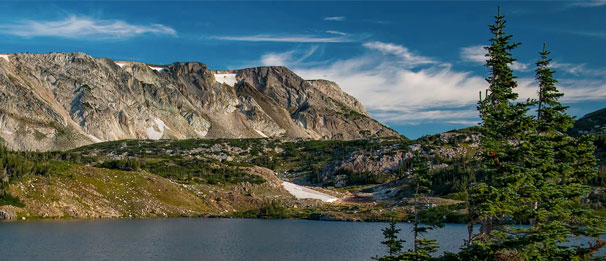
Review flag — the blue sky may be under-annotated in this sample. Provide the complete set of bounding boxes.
[0,1,604,139]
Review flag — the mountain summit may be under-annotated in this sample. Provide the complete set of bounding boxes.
[0,52,400,151]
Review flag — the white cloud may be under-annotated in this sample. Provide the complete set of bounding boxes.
[363,41,438,67]
[324,16,345,21]
[511,61,530,71]
[326,30,349,36]
[371,109,479,124]
[461,45,487,63]
[507,77,606,103]
[548,79,606,102]
[0,15,176,39]
[261,46,319,66]
[213,34,352,43]
[290,42,489,124]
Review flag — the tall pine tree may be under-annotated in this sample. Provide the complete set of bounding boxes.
[374,221,405,261]
[402,153,441,261]
[535,43,574,133]
[472,5,534,244]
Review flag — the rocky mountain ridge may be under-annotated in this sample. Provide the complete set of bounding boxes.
[0,52,400,151]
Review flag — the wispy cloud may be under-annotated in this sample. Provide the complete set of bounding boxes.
[574,31,606,39]
[261,46,319,66]
[462,45,606,76]
[447,119,481,125]
[326,30,349,36]
[0,15,176,39]
[569,0,606,7]
[212,34,353,43]
[460,45,531,71]
[363,41,438,68]
[551,62,606,77]
[460,45,486,63]
[372,109,479,124]
[324,16,345,21]
[258,41,606,126]
[290,42,489,124]
[511,61,530,71]
[514,78,606,103]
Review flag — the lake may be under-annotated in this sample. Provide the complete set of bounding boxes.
[0,218,601,260]
[0,218,470,260]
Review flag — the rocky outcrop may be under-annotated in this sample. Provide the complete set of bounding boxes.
[306,79,368,117]
[0,206,17,220]
[0,52,400,151]
[235,66,398,140]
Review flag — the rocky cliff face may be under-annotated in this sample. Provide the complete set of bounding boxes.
[0,52,400,151]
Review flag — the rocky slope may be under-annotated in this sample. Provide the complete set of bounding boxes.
[0,52,400,151]
[569,107,606,136]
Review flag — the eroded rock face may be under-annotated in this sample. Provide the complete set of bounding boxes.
[0,52,400,151]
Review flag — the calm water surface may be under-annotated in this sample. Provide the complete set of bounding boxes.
[2,218,593,260]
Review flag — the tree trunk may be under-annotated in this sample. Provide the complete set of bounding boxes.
[467,222,474,246]
[529,201,538,227]
[414,184,419,253]
[480,218,493,240]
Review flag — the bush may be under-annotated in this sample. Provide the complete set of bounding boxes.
[341,169,387,186]
[258,199,289,218]
[0,192,25,207]
[96,159,141,171]
[431,164,475,195]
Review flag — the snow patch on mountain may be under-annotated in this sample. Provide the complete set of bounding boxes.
[148,65,165,72]
[0,54,9,62]
[146,118,169,140]
[214,73,237,86]
[282,181,338,203]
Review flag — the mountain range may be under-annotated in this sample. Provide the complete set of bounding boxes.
[0,52,400,151]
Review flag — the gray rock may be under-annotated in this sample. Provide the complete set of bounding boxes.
[0,207,17,220]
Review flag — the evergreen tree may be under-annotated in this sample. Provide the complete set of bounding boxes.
[374,221,405,261]
[508,44,604,259]
[376,154,442,261]
[457,12,605,259]
[407,153,441,260]
[472,5,534,244]
[535,43,574,133]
